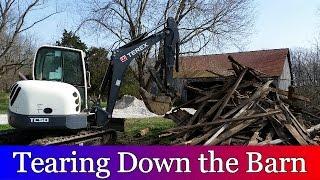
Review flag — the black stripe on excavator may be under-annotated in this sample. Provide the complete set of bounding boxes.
[10,83,17,92]
[10,84,18,99]
[10,87,21,106]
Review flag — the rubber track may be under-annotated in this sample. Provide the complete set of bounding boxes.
[0,129,117,145]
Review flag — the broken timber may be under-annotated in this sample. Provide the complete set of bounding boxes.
[161,56,320,145]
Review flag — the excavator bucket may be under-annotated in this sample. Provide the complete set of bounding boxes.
[140,87,173,115]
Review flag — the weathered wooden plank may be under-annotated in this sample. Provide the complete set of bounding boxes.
[172,96,206,110]
[280,103,312,144]
[301,110,320,121]
[183,127,220,145]
[307,123,320,134]
[204,124,229,145]
[164,109,193,125]
[270,119,288,140]
[284,123,308,145]
[255,103,290,141]
[212,68,248,120]
[165,110,282,133]
[206,70,226,78]
[204,108,256,145]
[186,85,208,96]
[270,87,311,102]
[265,130,274,142]
[206,119,258,145]
[248,132,260,145]
[162,55,320,146]
[182,102,208,140]
[189,101,251,143]
[258,138,285,145]
[201,99,223,121]
[228,55,263,81]
[222,80,273,119]
[247,121,268,145]
[281,103,308,133]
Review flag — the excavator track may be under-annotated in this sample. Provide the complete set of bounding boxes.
[0,129,26,144]
[0,129,117,145]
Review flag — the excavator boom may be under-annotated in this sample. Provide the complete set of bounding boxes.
[100,17,180,117]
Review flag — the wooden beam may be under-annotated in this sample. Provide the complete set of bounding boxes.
[222,80,273,119]
[206,118,258,145]
[186,85,208,96]
[301,110,320,121]
[307,123,320,134]
[248,131,260,145]
[284,123,308,145]
[212,68,248,120]
[204,124,228,145]
[206,69,226,78]
[258,138,285,145]
[165,110,282,132]
[270,87,310,102]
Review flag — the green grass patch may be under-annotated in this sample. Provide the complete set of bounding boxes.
[0,124,12,131]
[117,117,176,145]
[100,101,107,108]
[0,92,8,114]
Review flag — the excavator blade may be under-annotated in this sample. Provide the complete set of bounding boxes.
[139,87,173,115]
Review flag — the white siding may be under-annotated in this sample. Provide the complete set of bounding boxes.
[278,57,292,90]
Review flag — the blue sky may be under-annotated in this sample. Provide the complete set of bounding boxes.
[27,0,320,53]
[248,0,320,51]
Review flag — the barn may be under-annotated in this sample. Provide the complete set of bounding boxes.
[174,48,292,102]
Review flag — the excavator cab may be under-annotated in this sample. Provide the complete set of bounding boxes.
[33,46,89,110]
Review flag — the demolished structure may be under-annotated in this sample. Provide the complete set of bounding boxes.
[163,56,320,145]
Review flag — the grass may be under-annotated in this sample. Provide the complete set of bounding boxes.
[0,92,8,114]
[117,117,176,145]
[0,124,12,131]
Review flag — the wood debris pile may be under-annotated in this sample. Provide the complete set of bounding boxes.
[162,56,320,145]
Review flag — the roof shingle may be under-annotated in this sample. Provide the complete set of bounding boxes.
[174,48,290,78]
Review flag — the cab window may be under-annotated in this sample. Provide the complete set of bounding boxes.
[34,47,84,86]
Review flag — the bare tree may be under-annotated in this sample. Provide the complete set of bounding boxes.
[291,39,320,105]
[0,0,58,75]
[292,41,320,86]
[0,35,35,75]
[0,35,36,90]
[77,0,255,88]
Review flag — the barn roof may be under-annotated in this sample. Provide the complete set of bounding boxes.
[174,48,290,79]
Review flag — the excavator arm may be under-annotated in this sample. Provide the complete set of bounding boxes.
[99,17,179,120]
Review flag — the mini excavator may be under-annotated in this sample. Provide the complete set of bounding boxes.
[3,17,179,145]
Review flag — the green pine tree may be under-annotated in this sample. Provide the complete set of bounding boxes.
[56,29,88,52]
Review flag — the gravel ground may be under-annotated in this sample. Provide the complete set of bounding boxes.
[113,95,159,118]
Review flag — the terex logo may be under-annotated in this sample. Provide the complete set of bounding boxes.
[127,43,148,58]
[120,55,128,62]
[30,118,49,123]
